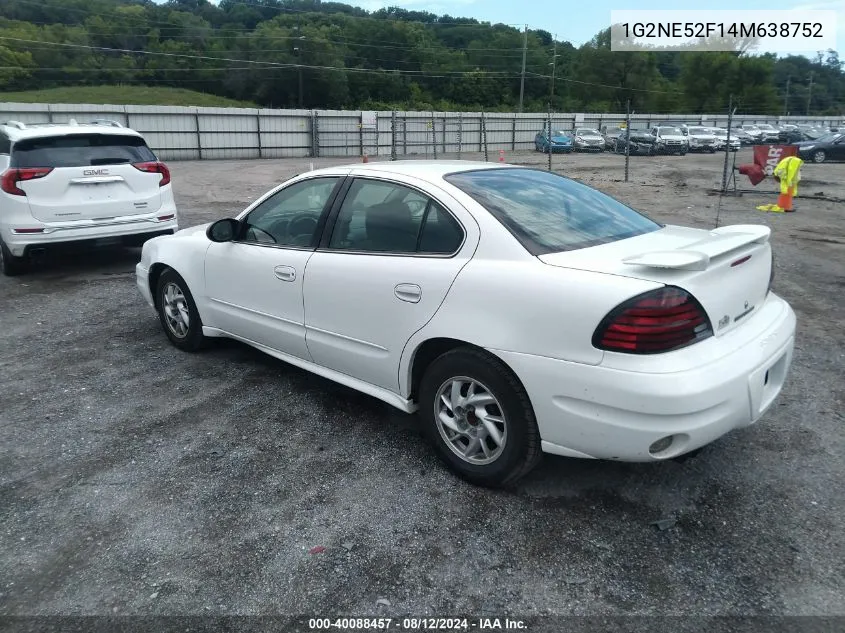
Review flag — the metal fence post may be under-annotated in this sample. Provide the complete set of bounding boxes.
[481,110,489,162]
[721,95,735,195]
[511,115,517,152]
[391,111,397,161]
[441,116,446,156]
[313,111,320,158]
[402,116,407,155]
[457,112,463,160]
[546,104,552,171]
[624,100,631,182]
[431,111,437,159]
[256,110,263,159]
[359,112,364,158]
[194,109,202,160]
[46,104,53,123]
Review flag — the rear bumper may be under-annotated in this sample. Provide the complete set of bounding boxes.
[1,211,178,257]
[491,293,796,462]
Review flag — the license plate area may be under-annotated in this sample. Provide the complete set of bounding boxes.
[748,341,793,418]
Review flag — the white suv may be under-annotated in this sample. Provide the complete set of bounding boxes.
[0,120,178,275]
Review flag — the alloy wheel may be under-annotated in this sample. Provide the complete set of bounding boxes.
[434,376,507,465]
[162,281,190,338]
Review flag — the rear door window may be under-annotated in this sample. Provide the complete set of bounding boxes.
[11,134,156,168]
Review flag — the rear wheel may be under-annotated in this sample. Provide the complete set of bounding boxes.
[418,347,541,487]
[812,150,826,163]
[0,239,26,276]
[156,268,206,351]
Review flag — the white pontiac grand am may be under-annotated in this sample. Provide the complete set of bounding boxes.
[136,161,796,487]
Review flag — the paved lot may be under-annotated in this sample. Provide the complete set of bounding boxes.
[1,151,844,620]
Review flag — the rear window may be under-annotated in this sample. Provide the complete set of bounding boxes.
[11,134,155,168]
[445,168,660,255]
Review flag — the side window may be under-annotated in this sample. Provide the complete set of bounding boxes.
[328,179,462,255]
[241,177,338,248]
[418,202,464,254]
[0,134,10,155]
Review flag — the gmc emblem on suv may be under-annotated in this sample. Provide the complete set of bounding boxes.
[83,168,109,176]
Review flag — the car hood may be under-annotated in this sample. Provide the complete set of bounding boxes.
[550,136,572,143]
[577,135,603,140]
[176,223,211,237]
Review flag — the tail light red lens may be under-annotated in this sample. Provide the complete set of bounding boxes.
[593,286,713,354]
[132,161,171,187]
[1,167,53,196]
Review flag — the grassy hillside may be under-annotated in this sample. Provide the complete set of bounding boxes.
[0,86,258,108]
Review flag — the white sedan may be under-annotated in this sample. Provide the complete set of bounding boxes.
[136,161,796,486]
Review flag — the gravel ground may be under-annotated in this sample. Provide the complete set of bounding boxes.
[1,150,843,626]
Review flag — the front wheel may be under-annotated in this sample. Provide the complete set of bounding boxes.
[418,347,541,487]
[156,268,207,351]
[812,150,826,163]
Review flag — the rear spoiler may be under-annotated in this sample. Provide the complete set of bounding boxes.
[622,225,771,271]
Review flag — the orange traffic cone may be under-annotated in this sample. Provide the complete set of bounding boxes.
[777,186,795,211]
[498,149,505,162]
[362,154,369,163]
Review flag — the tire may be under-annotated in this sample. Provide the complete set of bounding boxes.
[418,347,541,487]
[812,150,826,163]
[0,239,27,276]
[156,268,206,352]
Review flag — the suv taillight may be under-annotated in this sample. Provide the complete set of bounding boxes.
[593,286,713,354]
[1,167,53,196]
[132,161,171,187]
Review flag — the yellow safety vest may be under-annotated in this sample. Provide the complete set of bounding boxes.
[773,156,803,196]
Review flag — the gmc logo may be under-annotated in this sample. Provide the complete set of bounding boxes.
[83,168,109,176]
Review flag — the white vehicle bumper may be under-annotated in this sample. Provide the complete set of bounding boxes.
[1,210,178,257]
[135,262,155,308]
[491,293,796,462]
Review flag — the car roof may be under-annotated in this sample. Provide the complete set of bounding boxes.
[306,160,509,179]
[0,121,143,142]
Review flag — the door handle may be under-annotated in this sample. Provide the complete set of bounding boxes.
[273,265,296,282]
[394,283,422,303]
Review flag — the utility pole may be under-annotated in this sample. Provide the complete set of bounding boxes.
[783,76,790,116]
[293,29,305,108]
[806,72,814,116]
[518,25,527,113]
[549,38,560,106]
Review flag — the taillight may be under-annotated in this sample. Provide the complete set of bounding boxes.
[1,167,53,196]
[132,161,171,187]
[593,286,713,354]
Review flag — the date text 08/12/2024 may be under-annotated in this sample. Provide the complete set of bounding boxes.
[308,617,527,630]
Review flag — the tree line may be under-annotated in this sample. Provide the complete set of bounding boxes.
[0,0,843,114]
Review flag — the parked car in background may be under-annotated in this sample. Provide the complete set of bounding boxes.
[136,161,796,486]
[572,128,605,152]
[802,127,831,140]
[0,119,177,276]
[649,126,688,155]
[613,129,657,155]
[535,128,573,153]
[709,128,741,151]
[685,126,719,153]
[735,124,764,142]
[601,125,625,149]
[794,132,845,163]
[755,124,781,142]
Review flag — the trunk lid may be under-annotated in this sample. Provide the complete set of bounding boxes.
[11,133,163,222]
[539,224,773,337]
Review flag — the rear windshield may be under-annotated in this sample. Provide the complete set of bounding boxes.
[11,134,155,168]
[445,168,660,255]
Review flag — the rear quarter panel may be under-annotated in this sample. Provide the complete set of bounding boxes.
[399,257,661,396]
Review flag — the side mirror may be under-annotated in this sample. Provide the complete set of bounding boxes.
[207,218,240,242]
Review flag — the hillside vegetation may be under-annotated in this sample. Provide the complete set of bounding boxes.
[0,85,258,107]
[0,0,843,114]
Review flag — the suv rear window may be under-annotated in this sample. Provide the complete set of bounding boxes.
[11,134,155,168]
[445,168,660,255]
